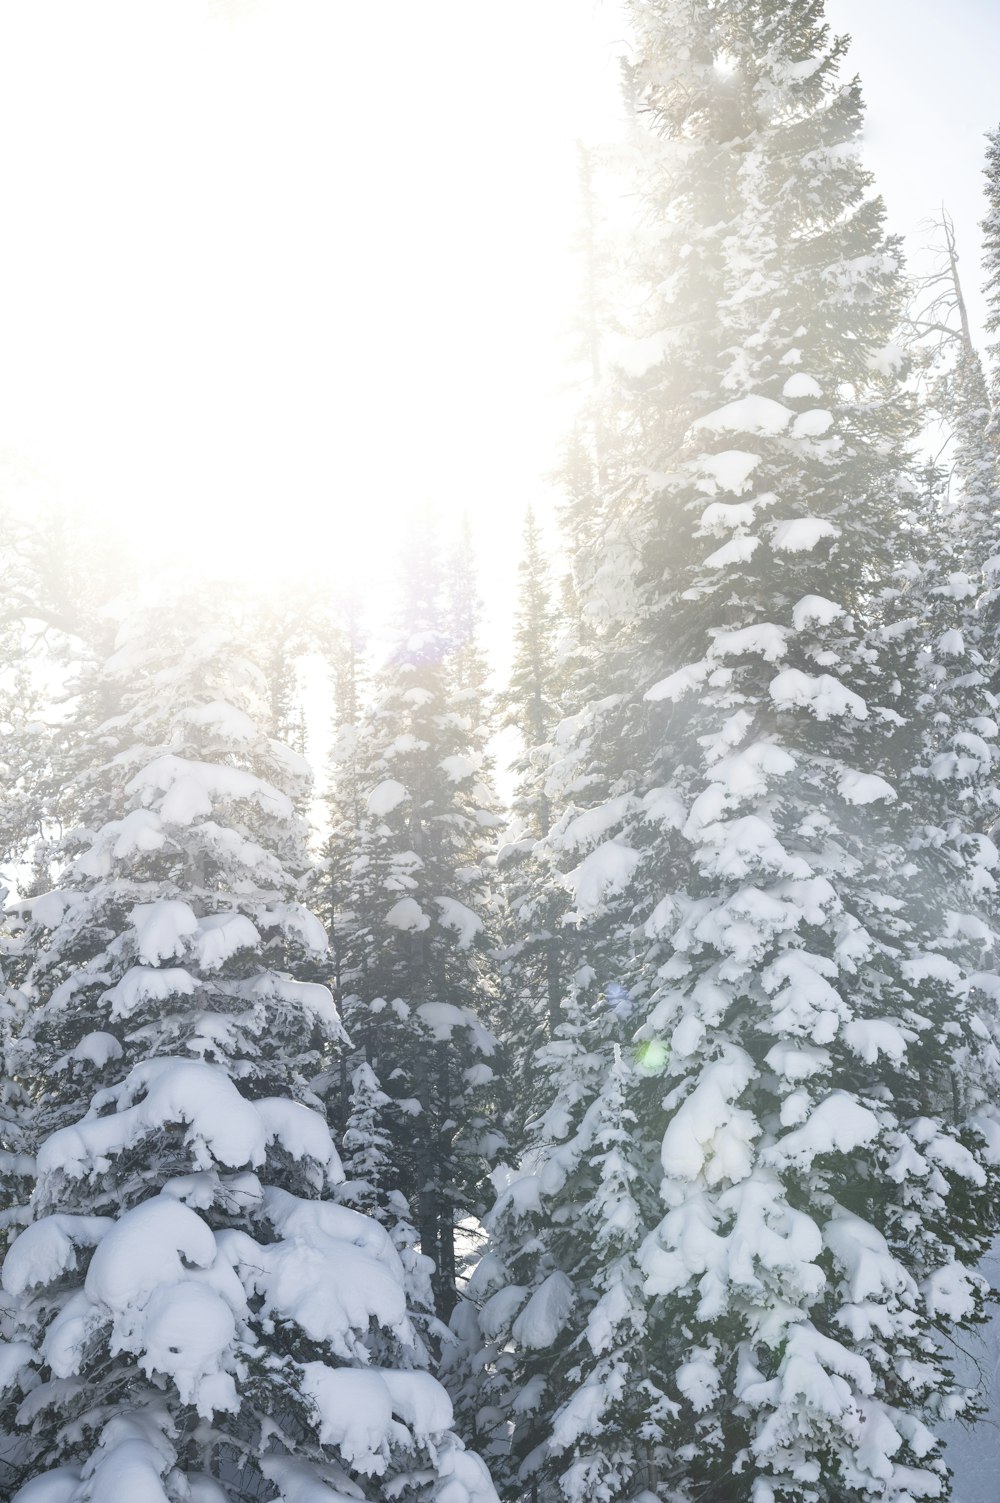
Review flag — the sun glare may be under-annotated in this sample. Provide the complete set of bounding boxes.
[0,0,625,619]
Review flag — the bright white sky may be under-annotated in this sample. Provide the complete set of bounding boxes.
[0,0,997,646]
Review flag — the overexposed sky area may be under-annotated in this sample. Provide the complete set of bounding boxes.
[0,0,997,630]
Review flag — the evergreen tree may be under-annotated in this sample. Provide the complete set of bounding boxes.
[315,586,369,1135]
[337,1060,405,1223]
[495,506,567,1143]
[0,873,29,1264]
[978,131,1000,664]
[335,1058,444,1365]
[0,503,128,883]
[908,208,1000,677]
[0,506,128,1263]
[455,7,739,1495]
[451,1012,670,1503]
[321,520,504,1320]
[982,125,1000,428]
[898,212,1000,969]
[467,5,1000,1502]
[0,592,498,1503]
[503,507,562,836]
[446,513,491,701]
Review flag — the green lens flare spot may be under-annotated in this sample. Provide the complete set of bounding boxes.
[635,1039,671,1075]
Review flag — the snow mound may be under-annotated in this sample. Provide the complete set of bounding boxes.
[435,897,483,948]
[792,594,844,630]
[28,890,84,929]
[704,536,760,569]
[193,913,261,971]
[838,770,896,806]
[129,901,199,964]
[645,660,710,704]
[770,669,867,722]
[660,1050,758,1185]
[104,966,197,1021]
[699,499,757,534]
[764,1093,880,1170]
[36,1059,339,1183]
[689,450,761,496]
[299,1363,455,1474]
[842,1019,909,1066]
[128,754,293,823]
[45,1196,244,1417]
[771,518,840,552]
[710,624,788,663]
[55,1031,123,1071]
[180,699,258,743]
[3,1215,112,1296]
[782,373,823,399]
[440,754,479,783]
[694,395,793,436]
[937,628,965,656]
[510,1272,574,1350]
[559,794,634,849]
[791,408,834,437]
[385,897,430,932]
[76,809,166,876]
[416,1002,496,1055]
[564,841,640,915]
[367,779,409,817]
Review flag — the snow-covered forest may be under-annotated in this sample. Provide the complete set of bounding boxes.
[2,1,1000,1500]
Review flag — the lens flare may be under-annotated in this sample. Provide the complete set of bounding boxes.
[635,1039,671,1076]
[603,981,634,1020]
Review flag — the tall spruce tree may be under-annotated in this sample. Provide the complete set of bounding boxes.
[454,6,742,1497]
[320,518,504,1320]
[495,507,568,1144]
[900,207,1000,944]
[977,131,1000,666]
[503,509,561,784]
[315,586,369,1134]
[0,592,498,1503]
[908,209,1000,680]
[446,514,491,702]
[982,125,1000,425]
[0,507,130,1263]
[334,1057,444,1367]
[466,5,1000,1503]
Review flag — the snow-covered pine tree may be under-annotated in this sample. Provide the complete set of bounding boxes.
[908,208,1000,678]
[0,501,131,894]
[501,508,562,856]
[0,869,28,1268]
[0,592,498,1503]
[337,1059,396,1220]
[494,507,568,1144]
[508,514,562,781]
[446,513,491,703]
[315,586,369,1133]
[253,581,327,752]
[982,125,1000,426]
[976,130,1000,669]
[454,9,743,1498]
[334,1058,444,1365]
[451,1007,674,1503]
[469,4,1000,1502]
[322,517,504,1319]
[623,3,1000,1495]
[315,590,450,1351]
[0,506,130,1264]
[900,208,1000,955]
[897,207,1000,1150]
